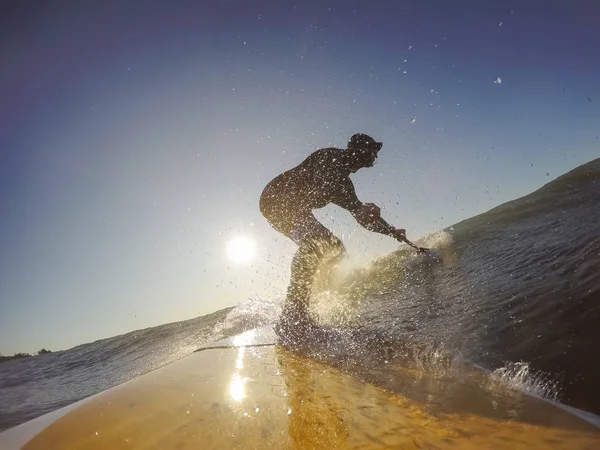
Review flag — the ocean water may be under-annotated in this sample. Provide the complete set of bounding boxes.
[0,158,598,432]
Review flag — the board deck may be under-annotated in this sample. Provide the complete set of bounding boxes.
[1,327,599,449]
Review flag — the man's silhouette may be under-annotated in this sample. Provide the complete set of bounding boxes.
[260,133,408,336]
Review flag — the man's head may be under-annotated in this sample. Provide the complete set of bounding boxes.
[346,133,383,171]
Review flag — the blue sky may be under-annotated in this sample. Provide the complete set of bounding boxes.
[1,0,598,354]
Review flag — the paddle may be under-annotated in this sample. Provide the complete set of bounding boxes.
[368,213,430,254]
[401,237,429,254]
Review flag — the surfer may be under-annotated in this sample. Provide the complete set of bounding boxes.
[260,133,422,337]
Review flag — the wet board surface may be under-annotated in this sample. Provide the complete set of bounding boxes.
[1,327,599,449]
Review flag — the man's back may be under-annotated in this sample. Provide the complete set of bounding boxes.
[260,148,353,213]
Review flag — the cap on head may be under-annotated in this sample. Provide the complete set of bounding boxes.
[347,133,383,153]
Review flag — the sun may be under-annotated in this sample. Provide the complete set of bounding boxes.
[226,235,256,263]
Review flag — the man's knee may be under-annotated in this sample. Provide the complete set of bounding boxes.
[293,236,344,273]
[318,234,345,259]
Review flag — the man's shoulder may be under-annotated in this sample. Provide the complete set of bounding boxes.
[315,146,344,154]
[308,147,345,162]
[301,148,352,182]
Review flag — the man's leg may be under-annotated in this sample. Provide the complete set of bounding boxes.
[283,215,345,325]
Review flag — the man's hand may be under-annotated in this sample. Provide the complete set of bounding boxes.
[394,228,407,241]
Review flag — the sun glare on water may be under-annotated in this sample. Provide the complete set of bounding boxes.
[226,235,256,263]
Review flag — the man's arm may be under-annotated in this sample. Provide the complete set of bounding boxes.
[358,210,403,237]
[331,177,405,241]
[354,205,406,241]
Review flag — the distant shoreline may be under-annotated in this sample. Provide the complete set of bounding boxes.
[0,349,52,364]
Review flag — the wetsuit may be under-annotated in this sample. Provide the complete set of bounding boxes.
[260,147,398,323]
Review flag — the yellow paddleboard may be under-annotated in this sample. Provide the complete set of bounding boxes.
[1,327,599,449]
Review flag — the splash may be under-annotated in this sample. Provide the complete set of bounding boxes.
[212,296,281,338]
[310,229,452,322]
[489,361,561,400]
[417,229,453,249]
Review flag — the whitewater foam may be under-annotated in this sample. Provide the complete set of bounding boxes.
[488,361,562,401]
[212,296,281,337]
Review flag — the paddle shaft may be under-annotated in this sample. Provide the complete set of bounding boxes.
[371,216,427,252]
[398,234,428,253]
